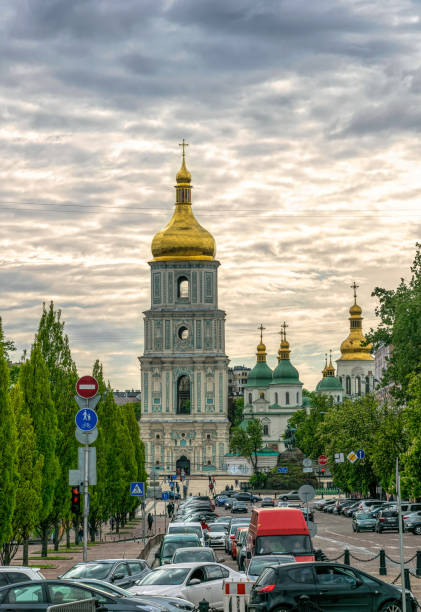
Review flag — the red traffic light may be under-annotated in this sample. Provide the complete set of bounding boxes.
[71,486,81,514]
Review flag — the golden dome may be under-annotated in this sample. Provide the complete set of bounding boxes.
[339,283,373,361]
[256,324,267,363]
[277,322,291,361]
[151,142,216,262]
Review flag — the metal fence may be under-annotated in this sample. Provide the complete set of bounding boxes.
[47,600,97,612]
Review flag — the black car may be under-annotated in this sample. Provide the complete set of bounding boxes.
[0,579,162,611]
[248,562,418,612]
[233,492,262,503]
[60,559,150,588]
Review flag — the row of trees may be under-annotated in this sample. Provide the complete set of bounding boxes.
[0,302,146,564]
[289,244,421,498]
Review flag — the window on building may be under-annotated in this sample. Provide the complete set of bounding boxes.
[178,326,189,340]
[365,376,370,394]
[207,460,211,465]
[207,434,211,440]
[337,395,340,402]
[177,376,191,414]
[248,393,252,404]
[296,391,299,403]
[155,460,160,465]
[263,424,269,436]
[156,434,160,439]
[285,392,290,405]
[346,376,351,395]
[274,392,278,404]
[177,276,189,299]
[356,376,361,396]
[260,392,265,399]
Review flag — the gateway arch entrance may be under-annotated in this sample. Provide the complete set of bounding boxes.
[176,455,190,475]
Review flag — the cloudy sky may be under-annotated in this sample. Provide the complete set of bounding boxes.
[1,0,420,391]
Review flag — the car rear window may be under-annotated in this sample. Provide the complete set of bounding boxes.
[61,563,111,580]
[169,526,202,538]
[255,568,276,587]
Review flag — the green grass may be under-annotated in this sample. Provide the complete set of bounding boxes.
[29,564,55,569]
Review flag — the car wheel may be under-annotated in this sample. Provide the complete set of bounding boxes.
[282,496,288,501]
[414,526,421,535]
[379,600,402,612]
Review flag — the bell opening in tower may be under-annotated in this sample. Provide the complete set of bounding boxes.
[177,375,191,414]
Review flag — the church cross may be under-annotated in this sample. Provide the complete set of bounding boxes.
[258,323,265,343]
[179,138,189,158]
[281,321,288,341]
[350,281,359,301]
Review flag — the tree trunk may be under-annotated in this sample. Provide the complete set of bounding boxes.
[53,520,60,551]
[23,538,29,566]
[2,543,11,565]
[41,525,49,558]
[66,524,71,549]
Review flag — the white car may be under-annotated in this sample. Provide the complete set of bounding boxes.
[172,547,217,564]
[128,562,243,610]
[167,522,205,546]
[0,567,45,587]
[206,524,227,547]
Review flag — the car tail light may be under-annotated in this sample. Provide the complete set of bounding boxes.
[230,535,235,539]
[379,518,385,522]
[257,584,275,593]
[403,516,409,519]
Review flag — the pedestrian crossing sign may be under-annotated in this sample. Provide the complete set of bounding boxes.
[130,482,144,496]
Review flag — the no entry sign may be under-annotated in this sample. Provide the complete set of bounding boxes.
[318,455,328,466]
[76,376,99,399]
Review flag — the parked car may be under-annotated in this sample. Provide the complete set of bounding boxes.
[352,511,377,532]
[358,499,383,513]
[342,501,362,517]
[261,497,275,507]
[0,579,162,611]
[60,559,150,588]
[0,567,45,587]
[205,524,227,547]
[404,511,421,535]
[156,534,202,566]
[400,502,421,514]
[231,526,248,560]
[322,500,337,512]
[334,499,356,514]
[375,510,400,533]
[313,498,335,511]
[128,563,243,610]
[172,547,216,564]
[247,561,418,611]
[61,578,195,611]
[167,522,205,546]
[279,491,300,501]
[299,507,314,522]
[231,501,248,514]
[232,492,262,503]
[246,554,296,580]
[215,495,228,507]
[226,519,250,554]
[237,529,249,571]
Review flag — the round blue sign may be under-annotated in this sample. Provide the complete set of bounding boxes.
[75,408,98,431]
[356,449,365,460]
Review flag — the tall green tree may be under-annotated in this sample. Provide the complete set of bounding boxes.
[0,318,18,552]
[2,384,43,565]
[288,394,333,459]
[400,373,421,498]
[125,406,147,517]
[230,419,264,474]
[19,341,59,556]
[368,243,421,401]
[37,302,78,549]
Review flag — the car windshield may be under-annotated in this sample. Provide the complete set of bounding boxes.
[61,563,111,580]
[209,525,225,532]
[169,526,202,538]
[162,541,198,557]
[139,568,190,585]
[174,550,214,562]
[248,557,295,575]
[255,535,312,555]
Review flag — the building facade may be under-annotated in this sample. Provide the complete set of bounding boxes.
[228,365,251,397]
[138,146,230,475]
[336,283,374,398]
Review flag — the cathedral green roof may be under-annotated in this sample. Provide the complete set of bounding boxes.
[271,359,302,385]
[246,361,273,387]
[316,376,343,392]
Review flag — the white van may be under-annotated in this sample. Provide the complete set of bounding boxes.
[167,522,205,546]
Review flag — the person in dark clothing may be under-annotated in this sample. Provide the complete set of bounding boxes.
[147,512,153,533]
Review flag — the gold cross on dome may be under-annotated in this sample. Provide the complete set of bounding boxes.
[281,321,288,340]
[350,281,359,300]
[179,138,189,158]
[258,324,266,343]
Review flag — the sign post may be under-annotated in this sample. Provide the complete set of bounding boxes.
[130,482,145,541]
[74,376,99,563]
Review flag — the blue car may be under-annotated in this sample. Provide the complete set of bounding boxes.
[215,495,228,507]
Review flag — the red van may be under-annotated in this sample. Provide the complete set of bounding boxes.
[246,508,315,562]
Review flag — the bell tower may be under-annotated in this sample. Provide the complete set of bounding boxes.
[139,144,230,475]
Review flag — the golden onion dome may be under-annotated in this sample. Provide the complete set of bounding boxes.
[339,283,373,361]
[151,142,216,262]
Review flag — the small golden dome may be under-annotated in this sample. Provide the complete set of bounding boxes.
[339,283,373,361]
[350,302,362,316]
[151,143,216,262]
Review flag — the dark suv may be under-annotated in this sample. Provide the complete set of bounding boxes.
[248,562,418,611]
[375,510,400,533]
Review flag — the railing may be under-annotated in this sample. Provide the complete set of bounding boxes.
[47,600,97,612]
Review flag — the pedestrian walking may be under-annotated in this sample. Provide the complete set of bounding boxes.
[147,512,153,533]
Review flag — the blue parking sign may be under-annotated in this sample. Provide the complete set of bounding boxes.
[162,492,169,501]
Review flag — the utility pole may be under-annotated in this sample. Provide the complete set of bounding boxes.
[396,457,407,612]
[83,440,89,561]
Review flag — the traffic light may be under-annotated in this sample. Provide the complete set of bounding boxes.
[71,486,81,514]
[320,468,325,475]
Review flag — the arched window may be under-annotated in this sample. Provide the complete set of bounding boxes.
[365,376,370,394]
[296,392,299,404]
[248,393,252,404]
[260,392,265,399]
[177,375,191,414]
[177,276,189,299]
[356,376,361,396]
[274,392,278,404]
[346,376,351,395]
[263,424,269,436]
[337,395,340,402]
[285,392,290,405]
